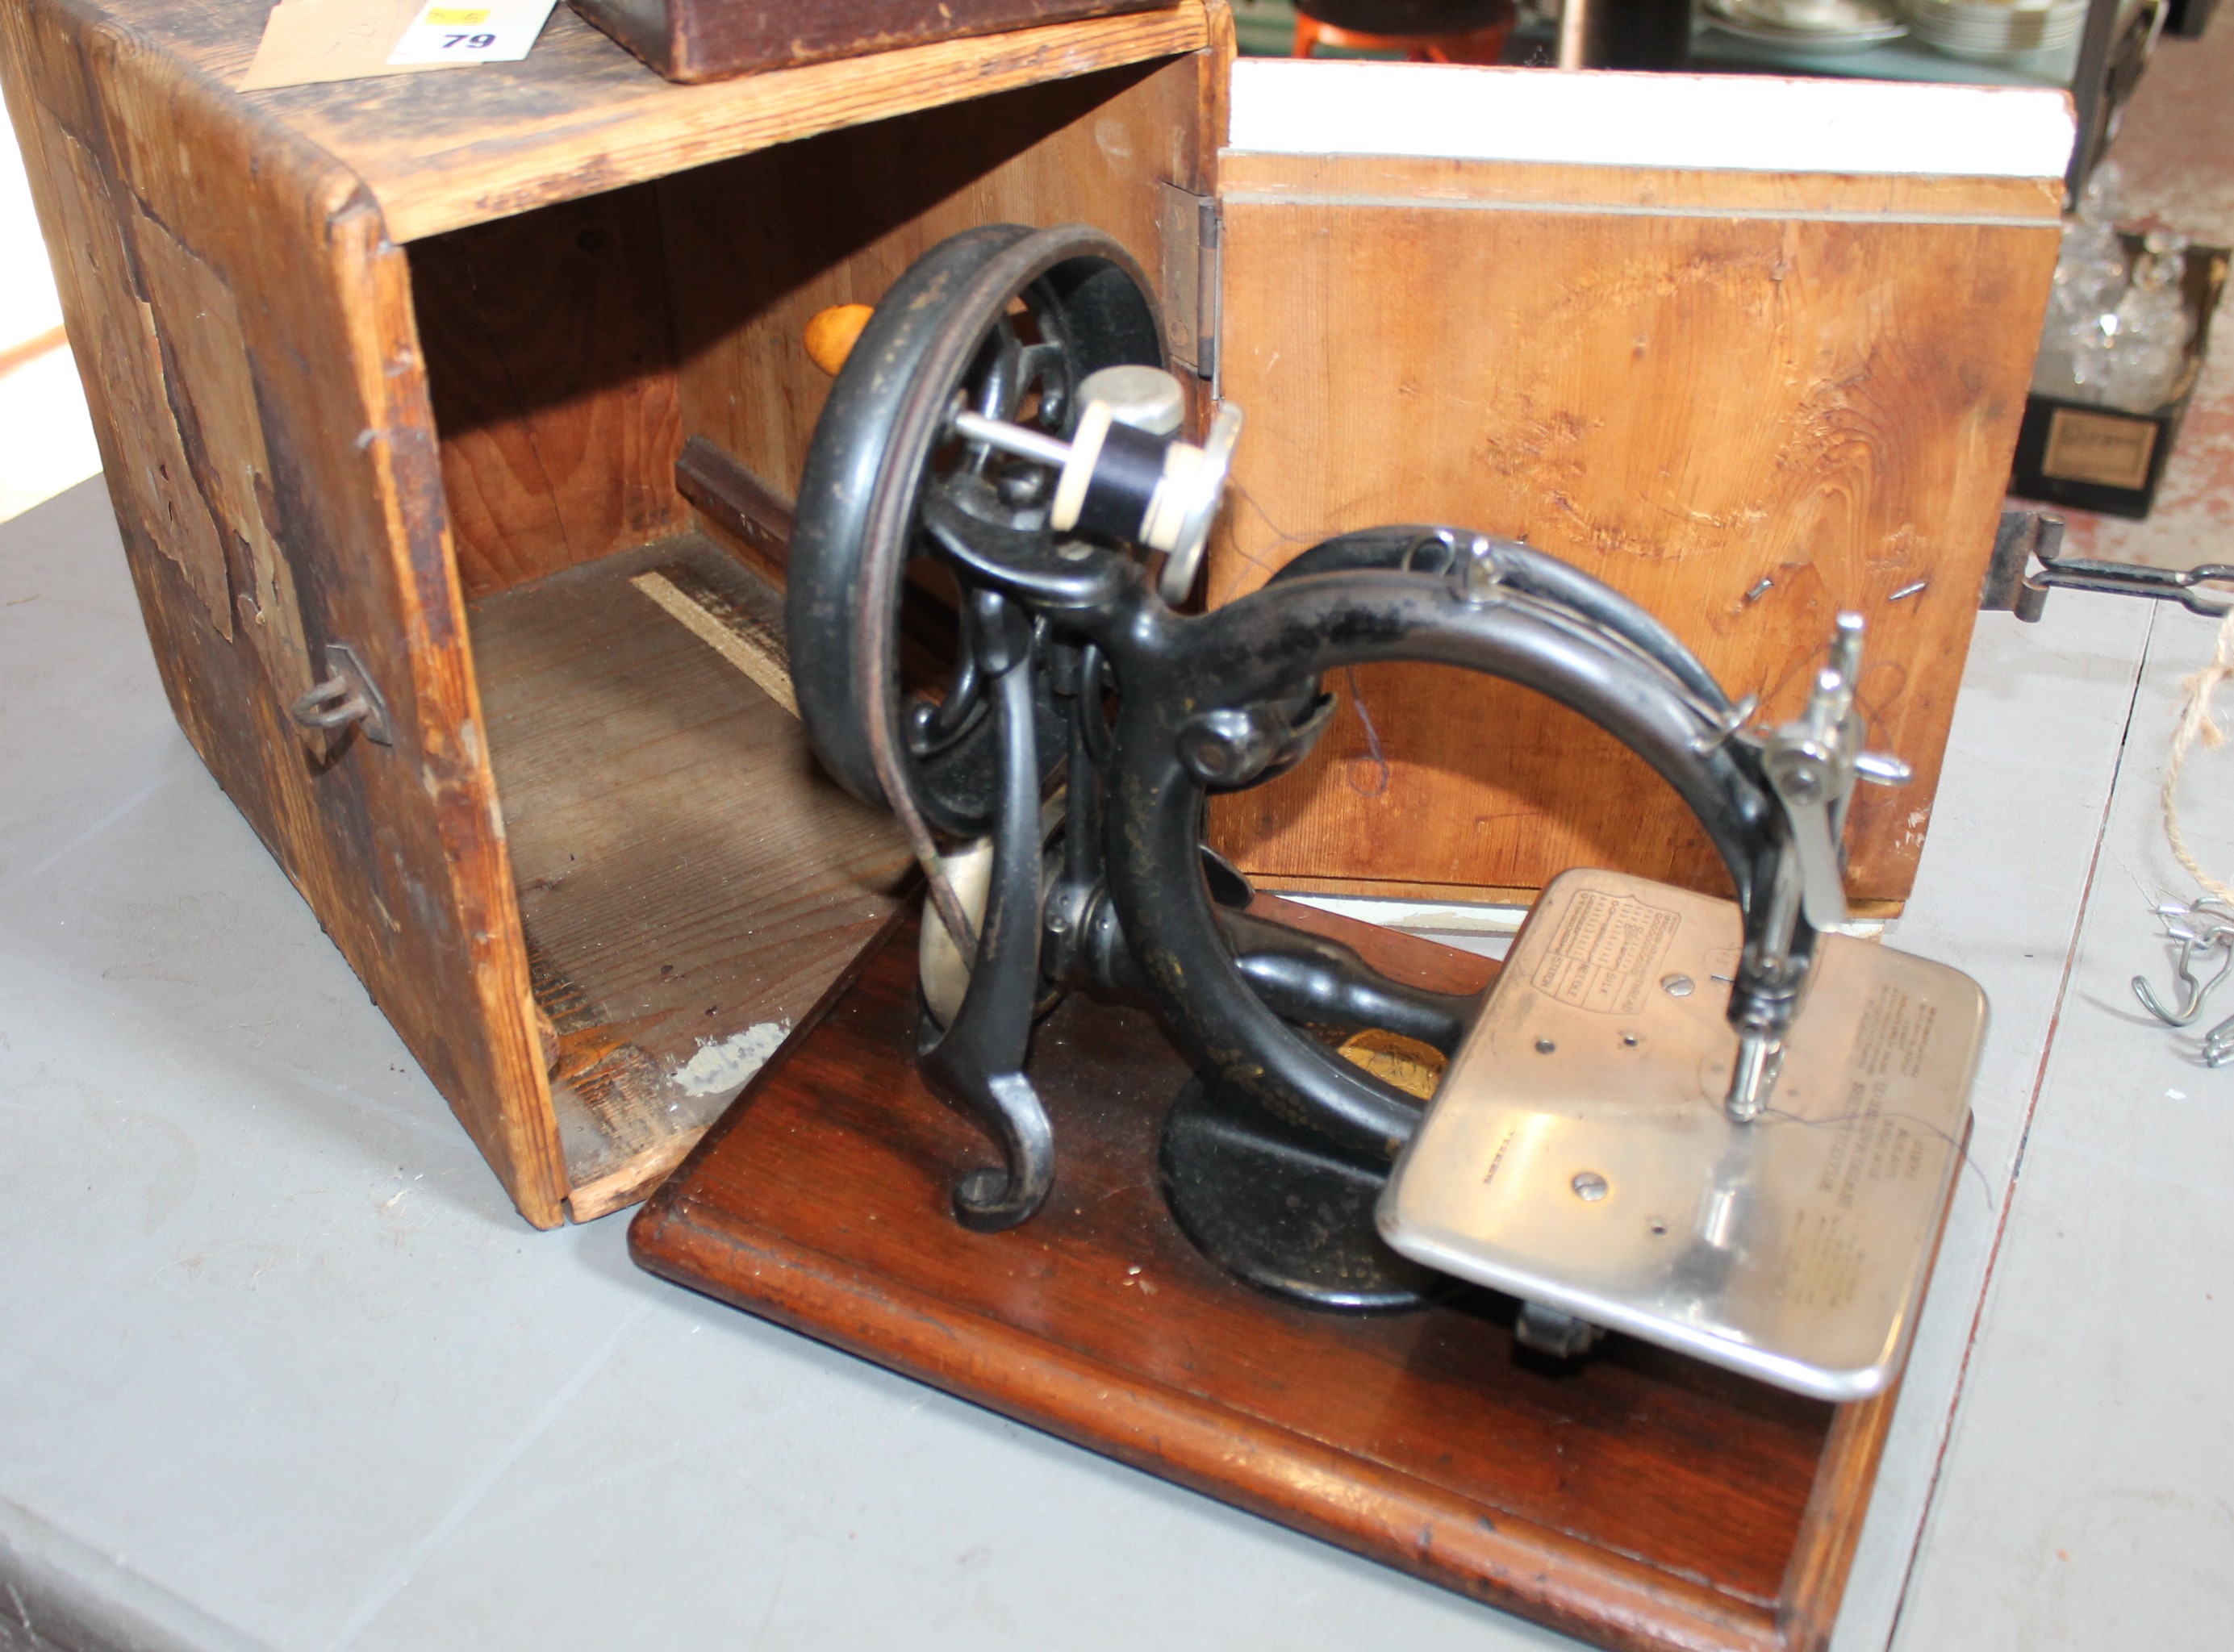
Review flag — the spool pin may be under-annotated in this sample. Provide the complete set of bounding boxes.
[804,306,1234,603]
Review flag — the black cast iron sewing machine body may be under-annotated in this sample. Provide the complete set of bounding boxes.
[782,223,1977,1394]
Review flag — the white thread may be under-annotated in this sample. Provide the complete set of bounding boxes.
[2162,603,2234,905]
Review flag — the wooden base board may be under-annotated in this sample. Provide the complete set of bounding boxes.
[633,904,1902,1652]
[470,535,914,1218]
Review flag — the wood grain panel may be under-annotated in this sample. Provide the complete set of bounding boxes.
[51,0,1211,242]
[660,52,1208,527]
[35,123,232,636]
[636,908,1904,1652]
[1209,154,2061,905]
[0,0,567,1224]
[466,536,913,1219]
[409,184,689,599]
[131,202,315,699]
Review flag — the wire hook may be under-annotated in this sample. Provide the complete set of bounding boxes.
[2134,900,2234,1027]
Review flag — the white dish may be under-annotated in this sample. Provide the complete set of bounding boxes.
[1923,36,2079,60]
[1912,0,2083,56]
[1738,0,1900,29]
[1702,0,1909,48]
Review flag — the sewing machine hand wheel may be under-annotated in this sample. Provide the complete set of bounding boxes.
[790,226,1979,1395]
[790,223,1167,841]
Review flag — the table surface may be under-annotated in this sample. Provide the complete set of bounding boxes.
[2,453,2230,1652]
[6,25,2234,1647]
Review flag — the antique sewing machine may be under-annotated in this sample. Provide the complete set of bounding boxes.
[770,223,1988,1404]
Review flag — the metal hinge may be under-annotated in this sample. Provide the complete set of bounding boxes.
[1158,183,1219,382]
[1982,510,2233,621]
[290,642,393,744]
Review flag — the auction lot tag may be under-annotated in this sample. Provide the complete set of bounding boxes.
[388,0,557,65]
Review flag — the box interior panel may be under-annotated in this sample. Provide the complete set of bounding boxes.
[658,54,1205,519]
[411,185,690,602]
[467,534,914,1218]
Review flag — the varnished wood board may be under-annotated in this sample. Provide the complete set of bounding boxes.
[70,0,1212,242]
[1208,149,2061,907]
[470,535,914,1219]
[635,908,1903,1652]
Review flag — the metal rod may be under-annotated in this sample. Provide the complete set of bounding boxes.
[1557,0,1589,68]
[953,409,1071,469]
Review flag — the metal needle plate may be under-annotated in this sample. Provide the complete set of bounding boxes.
[1379,870,1984,1400]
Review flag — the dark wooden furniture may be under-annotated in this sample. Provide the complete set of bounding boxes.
[569,0,1180,82]
[635,903,1917,1652]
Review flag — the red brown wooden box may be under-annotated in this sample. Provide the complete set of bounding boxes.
[569,0,1180,82]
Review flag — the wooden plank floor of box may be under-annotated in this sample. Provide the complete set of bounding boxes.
[632,903,1913,1652]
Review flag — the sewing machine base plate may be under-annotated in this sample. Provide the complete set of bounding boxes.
[632,904,1918,1652]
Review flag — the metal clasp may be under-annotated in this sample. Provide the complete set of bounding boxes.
[1984,511,2234,620]
[290,643,392,745]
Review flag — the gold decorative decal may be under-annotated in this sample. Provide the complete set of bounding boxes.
[1338,1028,1447,1099]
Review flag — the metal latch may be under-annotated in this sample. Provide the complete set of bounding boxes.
[1157,183,1218,382]
[1983,510,2233,620]
[290,642,393,744]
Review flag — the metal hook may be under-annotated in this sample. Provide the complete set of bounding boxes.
[2134,903,2234,1026]
[288,642,392,745]
[2203,1011,2234,1069]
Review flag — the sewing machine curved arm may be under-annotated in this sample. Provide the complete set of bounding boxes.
[1090,562,1812,1158]
[1269,524,1734,715]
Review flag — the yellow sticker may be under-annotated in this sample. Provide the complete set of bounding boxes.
[425,6,491,22]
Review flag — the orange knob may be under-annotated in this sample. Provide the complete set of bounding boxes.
[804,303,874,376]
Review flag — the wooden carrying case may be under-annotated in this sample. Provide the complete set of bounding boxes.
[0,0,2067,1229]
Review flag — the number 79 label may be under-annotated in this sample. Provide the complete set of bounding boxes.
[387,0,558,66]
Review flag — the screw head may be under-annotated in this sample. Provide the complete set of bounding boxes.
[1535,1037,1556,1054]
[1180,732,1232,778]
[1662,974,1694,998]
[1572,1170,1609,1202]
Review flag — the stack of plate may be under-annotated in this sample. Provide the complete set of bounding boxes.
[1911,0,2086,62]
[1701,0,1909,50]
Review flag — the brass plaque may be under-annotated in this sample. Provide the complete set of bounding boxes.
[2041,406,2158,490]
[1379,870,1986,1401]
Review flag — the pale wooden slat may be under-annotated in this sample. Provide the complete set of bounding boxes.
[1213,151,2066,225]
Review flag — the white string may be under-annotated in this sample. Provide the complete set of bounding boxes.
[2161,603,2234,905]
